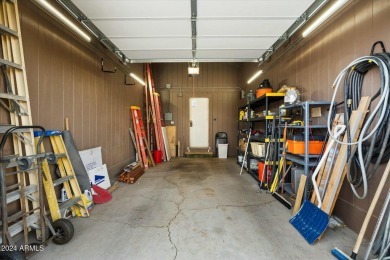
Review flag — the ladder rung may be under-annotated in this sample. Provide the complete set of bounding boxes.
[59,196,81,212]
[6,184,37,204]
[53,176,73,187]
[0,24,18,37]
[0,213,39,244]
[0,58,22,70]
[55,153,67,158]
[0,125,29,134]
[7,210,24,223]
[0,93,27,101]
[0,206,40,227]
[5,183,21,191]
[5,167,39,176]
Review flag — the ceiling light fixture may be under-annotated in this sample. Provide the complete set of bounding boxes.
[130,73,145,86]
[302,0,348,38]
[247,70,263,84]
[188,62,199,77]
[36,0,91,42]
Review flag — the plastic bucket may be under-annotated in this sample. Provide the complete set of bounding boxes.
[153,150,162,163]
[218,144,228,158]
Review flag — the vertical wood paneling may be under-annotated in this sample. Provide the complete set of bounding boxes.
[38,19,52,127]
[327,19,342,101]
[63,41,73,132]
[22,5,39,123]
[72,48,83,145]
[89,59,98,146]
[51,33,61,128]
[20,1,141,177]
[153,63,240,156]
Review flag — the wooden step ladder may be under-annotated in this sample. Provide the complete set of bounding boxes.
[131,106,154,169]
[34,130,89,220]
[0,0,44,245]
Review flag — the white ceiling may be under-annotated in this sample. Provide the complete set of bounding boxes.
[72,0,316,63]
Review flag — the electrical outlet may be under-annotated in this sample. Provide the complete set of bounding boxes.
[311,107,321,118]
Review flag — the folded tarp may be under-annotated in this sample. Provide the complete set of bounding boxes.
[62,130,91,193]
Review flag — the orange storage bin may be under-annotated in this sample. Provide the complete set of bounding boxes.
[287,135,325,155]
[256,88,272,98]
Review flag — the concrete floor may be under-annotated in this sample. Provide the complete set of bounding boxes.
[33,158,368,260]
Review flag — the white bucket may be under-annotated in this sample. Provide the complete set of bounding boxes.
[218,144,228,158]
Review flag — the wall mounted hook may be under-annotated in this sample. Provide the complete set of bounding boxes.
[101,58,116,73]
[124,75,135,86]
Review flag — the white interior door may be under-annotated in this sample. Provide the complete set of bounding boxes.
[190,98,209,148]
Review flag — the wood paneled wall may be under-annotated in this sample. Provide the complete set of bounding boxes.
[19,1,144,177]
[242,0,390,235]
[152,63,241,156]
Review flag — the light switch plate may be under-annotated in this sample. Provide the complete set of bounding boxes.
[165,112,173,121]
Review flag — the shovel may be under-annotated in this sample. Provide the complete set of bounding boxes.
[290,124,346,244]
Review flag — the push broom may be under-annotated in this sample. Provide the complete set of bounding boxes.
[332,159,390,260]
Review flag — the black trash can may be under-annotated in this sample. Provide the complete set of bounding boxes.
[215,132,228,157]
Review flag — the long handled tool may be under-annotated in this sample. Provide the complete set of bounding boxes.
[270,122,288,193]
[290,124,346,244]
[270,122,292,209]
[332,159,390,260]
[240,131,251,176]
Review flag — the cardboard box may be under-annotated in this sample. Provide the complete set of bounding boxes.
[79,147,103,171]
[88,164,111,189]
[239,139,247,151]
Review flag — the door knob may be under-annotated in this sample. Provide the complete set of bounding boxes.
[190,120,193,127]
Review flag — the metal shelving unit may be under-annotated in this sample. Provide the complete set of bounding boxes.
[277,101,331,199]
[237,93,284,183]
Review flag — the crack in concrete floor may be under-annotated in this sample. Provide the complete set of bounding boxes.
[161,173,276,260]
[164,175,185,260]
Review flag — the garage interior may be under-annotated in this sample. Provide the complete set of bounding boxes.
[0,0,390,259]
